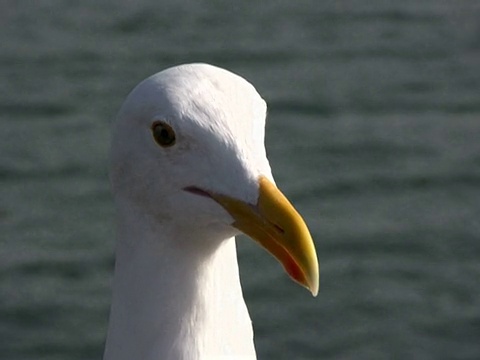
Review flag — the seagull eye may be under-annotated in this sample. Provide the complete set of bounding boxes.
[152,121,176,147]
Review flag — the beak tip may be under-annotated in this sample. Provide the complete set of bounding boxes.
[307,272,319,297]
[305,259,319,297]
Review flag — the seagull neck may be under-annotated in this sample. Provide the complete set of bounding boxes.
[104,206,256,360]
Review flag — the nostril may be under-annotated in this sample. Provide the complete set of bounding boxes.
[272,223,285,235]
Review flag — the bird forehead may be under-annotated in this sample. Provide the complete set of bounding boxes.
[150,65,266,138]
[118,64,267,156]
[166,67,261,118]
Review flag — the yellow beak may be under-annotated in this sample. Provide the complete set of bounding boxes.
[210,176,319,296]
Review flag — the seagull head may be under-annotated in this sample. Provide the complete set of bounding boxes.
[110,63,319,295]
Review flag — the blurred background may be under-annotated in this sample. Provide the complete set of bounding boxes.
[1,0,480,359]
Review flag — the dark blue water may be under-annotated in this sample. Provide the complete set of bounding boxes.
[2,1,480,359]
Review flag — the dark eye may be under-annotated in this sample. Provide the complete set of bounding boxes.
[152,121,176,147]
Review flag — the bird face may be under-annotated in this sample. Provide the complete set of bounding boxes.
[110,63,318,295]
[111,64,269,230]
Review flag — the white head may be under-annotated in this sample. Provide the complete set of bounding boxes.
[110,63,318,294]
[111,64,272,241]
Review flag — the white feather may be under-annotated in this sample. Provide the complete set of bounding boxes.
[104,64,273,360]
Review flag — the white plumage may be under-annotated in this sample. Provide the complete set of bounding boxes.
[104,63,318,360]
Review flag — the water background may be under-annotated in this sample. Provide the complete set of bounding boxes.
[2,1,480,359]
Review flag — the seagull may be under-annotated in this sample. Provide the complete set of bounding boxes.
[103,63,319,360]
